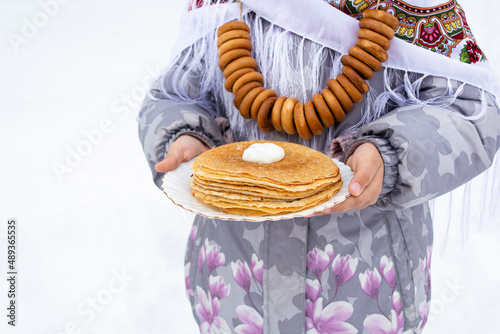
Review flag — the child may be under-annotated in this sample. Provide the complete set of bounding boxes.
[138,0,499,332]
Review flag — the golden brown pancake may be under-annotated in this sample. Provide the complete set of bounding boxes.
[189,140,342,216]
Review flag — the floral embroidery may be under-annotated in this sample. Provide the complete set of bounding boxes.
[188,0,229,11]
[325,0,487,63]
[189,0,487,64]
[460,40,486,63]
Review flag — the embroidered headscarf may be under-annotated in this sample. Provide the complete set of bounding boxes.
[180,0,496,98]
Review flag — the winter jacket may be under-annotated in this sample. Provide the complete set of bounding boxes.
[138,11,499,334]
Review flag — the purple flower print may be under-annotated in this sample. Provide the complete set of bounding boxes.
[332,254,358,286]
[359,268,382,299]
[307,244,334,278]
[195,287,231,334]
[419,258,425,279]
[231,260,262,315]
[391,291,402,315]
[209,275,230,300]
[420,247,432,275]
[189,225,198,243]
[231,260,252,292]
[325,254,358,305]
[363,310,404,334]
[198,246,206,272]
[234,305,263,334]
[205,240,226,273]
[185,263,194,297]
[379,256,397,289]
[419,248,432,295]
[306,279,322,302]
[305,298,358,334]
[416,300,430,333]
[250,254,263,285]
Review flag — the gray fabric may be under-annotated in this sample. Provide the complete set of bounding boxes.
[138,79,225,187]
[137,18,499,334]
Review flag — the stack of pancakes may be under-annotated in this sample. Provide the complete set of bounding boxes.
[189,140,342,216]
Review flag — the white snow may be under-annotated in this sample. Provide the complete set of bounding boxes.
[0,1,498,333]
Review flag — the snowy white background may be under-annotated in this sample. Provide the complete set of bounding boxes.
[0,0,499,333]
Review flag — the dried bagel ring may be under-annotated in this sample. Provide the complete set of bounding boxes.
[362,9,399,31]
[251,89,278,120]
[327,79,354,112]
[294,103,313,140]
[232,71,265,94]
[312,93,335,128]
[257,97,277,134]
[358,28,391,51]
[342,66,369,94]
[356,38,388,62]
[223,56,258,78]
[359,18,395,40]
[304,101,323,136]
[217,21,251,37]
[271,96,287,132]
[341,55,374,80]
[217,30,251,48]
[224,67,255,92]
[348,46,383,72]
[218,38,253,57]
[239,86,265,119]
[218,49,252,70]
[337,74,363,104]
[234,81,262,109]
[281,97,299,135]
[321,88,345,122]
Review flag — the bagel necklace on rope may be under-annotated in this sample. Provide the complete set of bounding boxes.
[216,1,399,140]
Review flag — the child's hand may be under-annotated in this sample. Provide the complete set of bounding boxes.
[308,143,384,216]
[155,135,209,173]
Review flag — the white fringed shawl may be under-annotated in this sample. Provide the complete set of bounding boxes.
[158,0,500,236]
[170,0,500,101]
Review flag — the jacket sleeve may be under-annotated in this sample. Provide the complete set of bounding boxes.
[137,60,225,188]
[343,75,500,210]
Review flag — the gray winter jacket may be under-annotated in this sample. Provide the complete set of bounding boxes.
[138,13,499,334]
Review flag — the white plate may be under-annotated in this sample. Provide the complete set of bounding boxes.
[161,158,353,222]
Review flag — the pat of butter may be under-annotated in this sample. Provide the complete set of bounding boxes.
[242,143,285,164]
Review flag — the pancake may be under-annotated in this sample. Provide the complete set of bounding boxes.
[192,141,339,185]
[189,174,339,200]
[189,140,342,216]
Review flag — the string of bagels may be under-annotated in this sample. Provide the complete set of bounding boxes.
[216,0,399,139]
